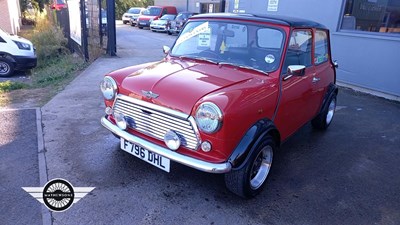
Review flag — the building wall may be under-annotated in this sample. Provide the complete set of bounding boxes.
[226,0,400,97]
[0,0,21,34]
[155,0,223,13]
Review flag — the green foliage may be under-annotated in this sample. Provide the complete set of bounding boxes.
[22,14,69,68]
[31,55,87,88]
[114,0,154,19]
[0,81,28,93]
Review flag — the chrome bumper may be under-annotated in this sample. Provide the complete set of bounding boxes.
[101,116,232,173]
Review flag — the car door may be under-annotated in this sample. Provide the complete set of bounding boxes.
[313,29,335,110]
[274,29,317,140]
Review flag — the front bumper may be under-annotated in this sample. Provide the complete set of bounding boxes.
[14,55,37,70]
[137,21,150,27]
[101,116,232,173]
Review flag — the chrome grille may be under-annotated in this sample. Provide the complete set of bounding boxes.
[113,96,199,150]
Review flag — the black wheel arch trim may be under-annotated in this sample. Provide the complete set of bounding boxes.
[319,83,338,114]
[228,119,280,170]
[0,52,16,63]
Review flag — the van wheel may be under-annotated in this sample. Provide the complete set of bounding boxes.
[167,31,172,35]
[225,135,275,198]
[0,57,14,77]
[138,26,143,29]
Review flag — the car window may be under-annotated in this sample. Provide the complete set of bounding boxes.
[171,21,285,73]
[162,8,168,15]
[314,30,329,65]
[128,8,141,14]
[282,29,312,73]
[143,7,161,16]
[161,14,176,20]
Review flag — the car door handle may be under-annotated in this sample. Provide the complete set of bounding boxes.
[312,77,320,83]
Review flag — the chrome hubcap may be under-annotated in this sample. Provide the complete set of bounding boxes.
[0,62,10,75]
[250,146,273,190]
[326,98,336,125]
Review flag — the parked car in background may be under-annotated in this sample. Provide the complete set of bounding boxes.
[136,6,177,29]
[50,0,67,10]
[0,28,37,77]
[166,11,197,35]
[101,9,107,35]
[122,7,145,25]
[100,13,338,198]
[150,14,176,32]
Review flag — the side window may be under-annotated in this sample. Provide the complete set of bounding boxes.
[0,36,5,43]
[314,30,329,65]
[283,29,312,73]
[162,8,168,15]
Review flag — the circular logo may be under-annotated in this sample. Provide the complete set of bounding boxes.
[264,54,275,64]
[42,179,75,212]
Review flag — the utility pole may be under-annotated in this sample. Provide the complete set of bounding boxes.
[106,0,116,56]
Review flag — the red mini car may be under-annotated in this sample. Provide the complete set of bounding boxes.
[100,13,338,198]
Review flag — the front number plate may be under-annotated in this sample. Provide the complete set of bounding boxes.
[120,138,170,172]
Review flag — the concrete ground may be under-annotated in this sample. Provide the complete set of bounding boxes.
[1,21,400,225]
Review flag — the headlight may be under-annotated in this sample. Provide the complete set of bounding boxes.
[13,41,31,50]
[100,76,117,100]
[195,102,223,134]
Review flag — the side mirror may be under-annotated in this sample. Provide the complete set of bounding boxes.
[333,60,338,68]
[163,46,170,54]
[288,65,306,76]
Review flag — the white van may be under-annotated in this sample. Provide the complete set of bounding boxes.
[0,28,37,77]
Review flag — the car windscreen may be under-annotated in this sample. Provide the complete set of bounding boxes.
[128,8,141,14]
[171,20,285,73]
[176,13,189,20]
[160,14,176,20]
[143,7,161,16]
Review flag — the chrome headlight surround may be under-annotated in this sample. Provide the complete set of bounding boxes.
[100,76,118,100]
[195,102,223,134]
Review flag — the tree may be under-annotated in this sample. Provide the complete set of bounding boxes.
[114,0,153,19]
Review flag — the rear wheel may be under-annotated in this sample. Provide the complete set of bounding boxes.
[130,23,135,27]
[225,136,275,198]
[167,31,172,35]
[123,21,128,24]
[312,95,337,130]
[0,57,14,77]
[138,26,143,29]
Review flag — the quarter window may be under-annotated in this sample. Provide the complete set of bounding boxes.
[314,30,329,65]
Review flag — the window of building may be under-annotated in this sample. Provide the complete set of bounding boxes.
[314,30,329,65]
[340,0,400,34]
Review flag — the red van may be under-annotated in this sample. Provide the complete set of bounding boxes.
[136,6,177,29]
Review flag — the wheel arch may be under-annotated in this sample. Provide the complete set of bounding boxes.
[0,52,16,63]
[228,118,280,170]
[319,83,338,114]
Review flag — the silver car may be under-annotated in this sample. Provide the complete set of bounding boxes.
[122,7,145,25]
[149,14,176,32]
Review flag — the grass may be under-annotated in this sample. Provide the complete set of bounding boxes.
[0,81,28,93]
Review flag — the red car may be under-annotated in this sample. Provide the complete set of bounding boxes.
[100,13,338,198]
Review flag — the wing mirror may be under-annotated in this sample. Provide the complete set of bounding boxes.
[283,65,306,81]
[163,46,170,54]
[288,65,306,76]
[333,60,338,68]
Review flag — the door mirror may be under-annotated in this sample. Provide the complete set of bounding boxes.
[163,46,170,54]
[333,60,338,68]
[288,65,306,76]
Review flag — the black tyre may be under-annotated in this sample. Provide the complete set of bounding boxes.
[130,23,135,27]
[0,57,15,77]
[151,30,156,32]
[138,26,143,29]
[167,31,172,35]
[225,136,275,198]
[123,21,128,24]
[311,95,337,130]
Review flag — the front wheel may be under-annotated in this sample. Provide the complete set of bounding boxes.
[312,95,337,130]
[0,57,14,77]
[225,136,275,198]
[138,26,143,29]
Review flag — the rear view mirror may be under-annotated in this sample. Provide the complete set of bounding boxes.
[333,60,338,68]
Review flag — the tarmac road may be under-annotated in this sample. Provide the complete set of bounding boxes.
[7,21,400,225]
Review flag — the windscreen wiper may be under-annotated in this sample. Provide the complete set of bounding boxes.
[218,62,268,75]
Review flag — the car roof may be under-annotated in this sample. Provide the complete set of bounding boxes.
[192,13,327,29]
